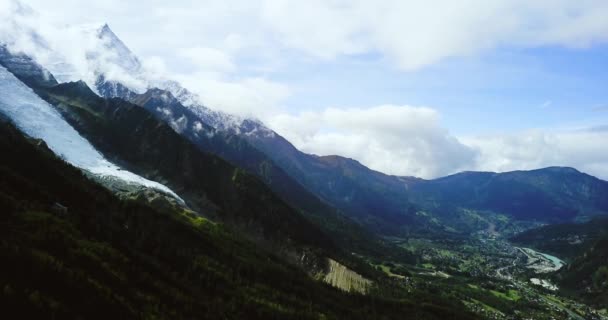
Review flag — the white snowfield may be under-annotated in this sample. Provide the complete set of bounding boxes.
[0,65,184,203]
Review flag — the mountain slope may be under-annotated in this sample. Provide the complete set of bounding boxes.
[64,25,406,256]
[511,217,608,260]
[1,45,411,286]
[511,217,608,306]
[242,137,415,232]
[1,46,332,256]
[64,24,415,235]
[0,120,477,319]
[128,87,406,259]
[37,80,337,259]
[18,22,608,236]
[0,45,58,88]
[559,234,608,306]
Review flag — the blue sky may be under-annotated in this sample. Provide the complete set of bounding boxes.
[267,44,608,135]
[4,0,608,178]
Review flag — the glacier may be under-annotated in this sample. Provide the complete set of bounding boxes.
[0,65,184,203]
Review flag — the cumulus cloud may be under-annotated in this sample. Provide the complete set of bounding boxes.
[261,0,608,70]
[17,0,608,72]
[171,45,292,117]
[267,105,608,180]
[463,127,608,179]
[177,73,290,118]
[267,105,477,178]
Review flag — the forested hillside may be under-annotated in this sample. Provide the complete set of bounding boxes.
[0,121,476,319]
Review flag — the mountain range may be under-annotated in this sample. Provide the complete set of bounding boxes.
[1,10,608,320]
[73,24,608,233]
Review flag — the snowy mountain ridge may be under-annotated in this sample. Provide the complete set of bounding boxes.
[2,4,277,140]
[67,23,277,139]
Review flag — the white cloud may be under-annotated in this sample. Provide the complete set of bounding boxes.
[141,55,168,77]
[463,126,608,179]
[0,2,149,91]
[259,0,608,70]
[268,105,608,180]
[178,46,236,73]
[267,105,477,178]
[16,0,608,72]
[177,73,290,118]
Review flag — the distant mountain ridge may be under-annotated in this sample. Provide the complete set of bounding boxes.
[404,166,608,223]
[5,21,608,235]
[48,23,608,234]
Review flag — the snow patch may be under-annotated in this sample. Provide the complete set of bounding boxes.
[530,278,558,291]
[161,107,172,116]
[0,65,184,203]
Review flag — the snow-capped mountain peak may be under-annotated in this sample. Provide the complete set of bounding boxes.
[62,21,278,138]
[75,23,147,94]
[3,4,278,141]
[93,23,142,74]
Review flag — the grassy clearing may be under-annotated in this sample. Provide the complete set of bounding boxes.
[373,264,406,279]
[467,298,505,316]
[490,289,521,301]
[421,263,435,269]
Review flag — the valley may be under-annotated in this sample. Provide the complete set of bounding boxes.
[370,221,608,320]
